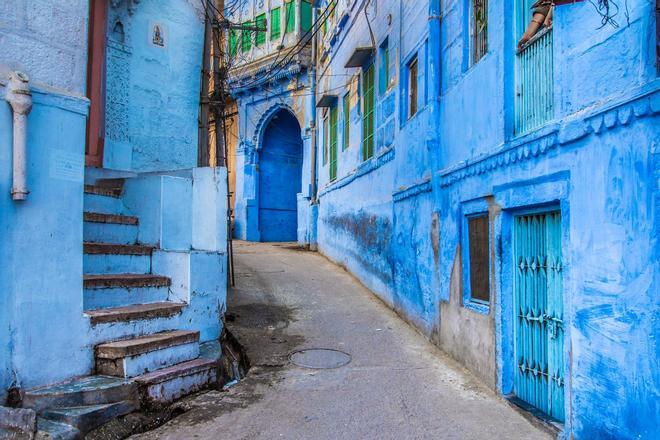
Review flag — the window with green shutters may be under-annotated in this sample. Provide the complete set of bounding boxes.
[271,7,281,40]
[322,113,328,165]
[362,64,375,161]
[379,39,390,95]
[285,0,295,34]
[229,29,238,57]
[241,21,252,52]
[342,92,350,150]
[255,13,267,46]
[301,0,312,32]
[329,105,338,181]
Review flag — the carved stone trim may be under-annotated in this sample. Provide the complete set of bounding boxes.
[438,87,660,188]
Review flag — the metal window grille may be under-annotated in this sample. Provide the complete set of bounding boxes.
[240,21,252,52]
[468,215,490,303]
[255,14,267,46]
[513,211,564,422]
[271,7,281,41]
[515,0,553,134]
[362,64,375,161]
[329,105,338,181]
[285,0,295,34]
[472,0,488,64]
[408,58,418,118]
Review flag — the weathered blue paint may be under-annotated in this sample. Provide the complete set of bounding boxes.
[103,0,204,171]
[1,0,227,406]
[226,0,313,244]
[258,109,303,241]
[0,0,91,402]
[232,0,660,438]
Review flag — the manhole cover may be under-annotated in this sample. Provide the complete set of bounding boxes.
[289,348,351,369]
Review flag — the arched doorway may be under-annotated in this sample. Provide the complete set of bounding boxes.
[258,109,303,242]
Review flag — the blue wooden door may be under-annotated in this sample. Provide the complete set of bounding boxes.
[258,111,302,242]
[513,211,564,422]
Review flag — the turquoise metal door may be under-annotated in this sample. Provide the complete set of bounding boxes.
[513,211,564,422]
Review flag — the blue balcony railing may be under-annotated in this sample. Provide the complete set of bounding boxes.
[515,27,554,135]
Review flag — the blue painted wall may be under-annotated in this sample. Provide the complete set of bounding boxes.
[0,0,226,405]
[103,0,204,171]
[282,0,659,438]
[0,0,91,401]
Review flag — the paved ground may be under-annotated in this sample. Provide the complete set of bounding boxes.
[133,242,550,440]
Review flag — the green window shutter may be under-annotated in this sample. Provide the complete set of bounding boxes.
[323,115,328,165]
[285,0,295,34]
[255,14,267,46]
[229,29,238,57]
[342,93,350,150]
[301,0,312,33]
[329,106,338,181]
[379,44,389,95]
[241,21,252,52]
[362,64,375,161]
[271,7,281,40]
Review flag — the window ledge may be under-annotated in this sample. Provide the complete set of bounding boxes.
[463,300,490,315]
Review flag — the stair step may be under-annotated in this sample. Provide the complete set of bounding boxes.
[135,358,218,405]
[83,274,170,289]
[84,286,169,311]
[96,330,199,359]
[84,253,152,276]
[84,243,154,256]
[23,376,137,414]
[42,400,136,435]
[84,212,138,226]
[84,184,122,198]
[84,222,138,245]
[86,302,185,325]
[36,418,81,440]
[95,331,200,378]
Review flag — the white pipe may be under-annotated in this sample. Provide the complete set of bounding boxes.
[7,71,32,201]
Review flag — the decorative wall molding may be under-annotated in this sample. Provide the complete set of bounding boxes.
[250,102,300,151]
[392,177,432,203]
[438,84,660,188]
[1,79,89,116]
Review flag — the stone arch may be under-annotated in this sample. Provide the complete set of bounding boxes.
[252,103,302,152]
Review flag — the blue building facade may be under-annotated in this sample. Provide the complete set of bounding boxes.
[229,0,660,437]
[1,0,229,428]
[226,0,315,243]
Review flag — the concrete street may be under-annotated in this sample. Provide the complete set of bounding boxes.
[133,242,550,440]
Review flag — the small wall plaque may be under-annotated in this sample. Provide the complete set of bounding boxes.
[149,21,167,48]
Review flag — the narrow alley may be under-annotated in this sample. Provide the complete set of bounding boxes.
[132,242,550,440]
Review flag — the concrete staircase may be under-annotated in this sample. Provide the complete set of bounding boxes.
[22,178,222,438]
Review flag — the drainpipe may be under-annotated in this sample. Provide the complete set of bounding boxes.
[309,3,318,204]
[427,0,442,171]
[7,71,32,201]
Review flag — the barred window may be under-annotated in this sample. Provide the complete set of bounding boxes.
[472,0,488,64]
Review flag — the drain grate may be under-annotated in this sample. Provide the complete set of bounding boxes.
[289,348,351,369]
